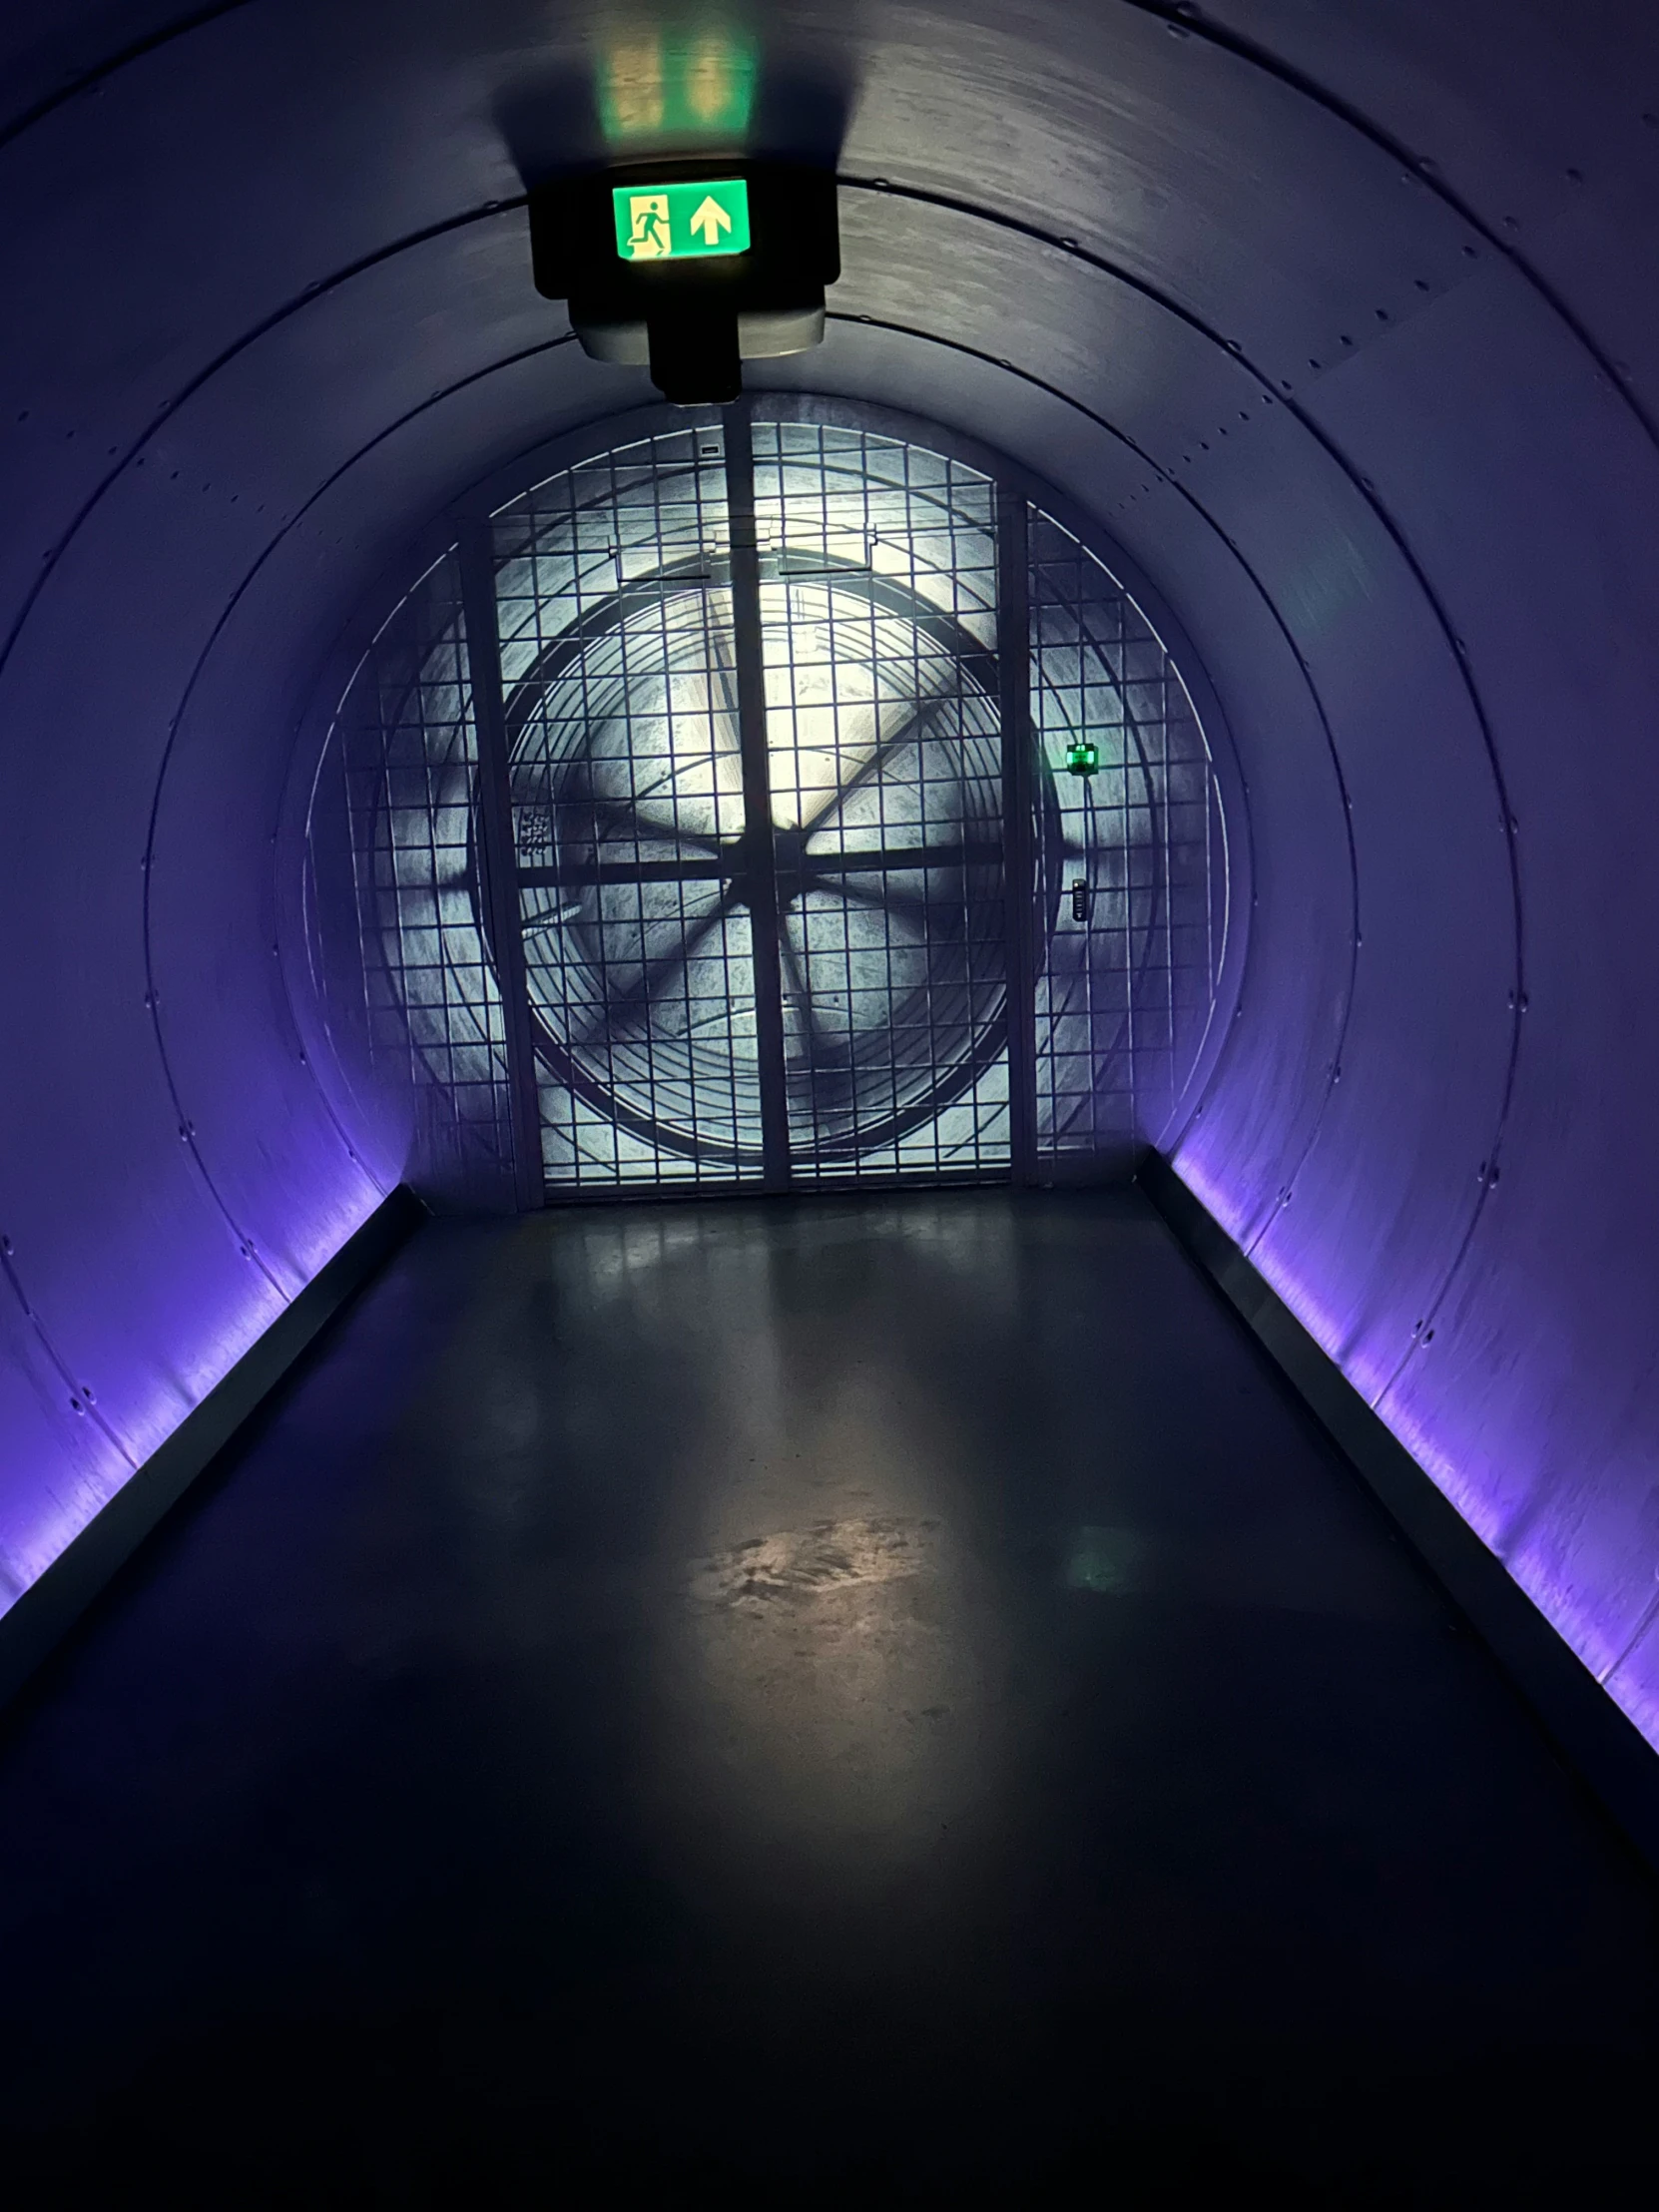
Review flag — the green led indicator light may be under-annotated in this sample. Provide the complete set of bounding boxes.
[613,178,752,263]
[1066,738,1100,778]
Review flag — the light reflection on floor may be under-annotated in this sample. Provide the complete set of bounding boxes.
[632,1212,1017,1888]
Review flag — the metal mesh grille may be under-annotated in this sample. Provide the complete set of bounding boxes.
[305,552,519,1203]
[492,426,760,1188]
[754,422,1007,1182]
[1029,510,1226,1164]
[302,407,1233,1204]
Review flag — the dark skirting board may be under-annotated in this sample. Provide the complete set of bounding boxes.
[1139,1147,1659,1881]
[0,1184,424,1712]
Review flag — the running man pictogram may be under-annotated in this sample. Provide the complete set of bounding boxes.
[625,194,672,259]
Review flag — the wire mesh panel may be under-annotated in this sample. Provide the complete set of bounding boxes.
[303,552,520,1206]
[752,422,1008,1182]
[1028,509,1229,1168]
[490,426,763,1189]
[301,405,1235,1206]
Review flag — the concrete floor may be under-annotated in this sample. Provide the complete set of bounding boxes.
[0,1190,1654,2204]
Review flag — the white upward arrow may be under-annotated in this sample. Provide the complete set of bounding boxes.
[690,195,734,246]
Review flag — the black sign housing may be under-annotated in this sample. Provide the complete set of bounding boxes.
[529,162,840,404]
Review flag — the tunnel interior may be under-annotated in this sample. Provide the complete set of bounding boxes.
[4,4,1659,2178]
[6,0,1657,1729]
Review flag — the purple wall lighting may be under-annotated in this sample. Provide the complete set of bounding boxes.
[3,0,1659,1767]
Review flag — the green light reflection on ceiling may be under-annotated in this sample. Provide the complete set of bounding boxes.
[598,29,759,146]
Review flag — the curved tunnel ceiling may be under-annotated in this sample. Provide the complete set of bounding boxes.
[3,2,1659,1740]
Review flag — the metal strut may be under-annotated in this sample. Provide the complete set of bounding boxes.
[724,405,793,1191]
[996,482,1039,1184]
[457,516,546,1212]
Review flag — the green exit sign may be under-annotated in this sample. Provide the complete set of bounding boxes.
[613,178,751,263]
